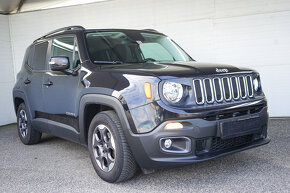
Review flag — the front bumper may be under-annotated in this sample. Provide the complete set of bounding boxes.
[126,99,269,169]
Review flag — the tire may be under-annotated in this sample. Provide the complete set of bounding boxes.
[88,110,137,183]
[17,103,42,145]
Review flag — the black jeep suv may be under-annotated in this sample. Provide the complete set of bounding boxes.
[13,26,270,183]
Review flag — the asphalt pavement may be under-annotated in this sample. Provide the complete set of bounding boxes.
[0,119,289,193]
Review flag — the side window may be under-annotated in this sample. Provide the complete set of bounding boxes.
[27,46,35,68]
[51,37,80,69]
[23,47,30,66]
[32,42,48,70]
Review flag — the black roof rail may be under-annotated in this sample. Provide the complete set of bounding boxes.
[34,25,85,42]
[143,29,159,32]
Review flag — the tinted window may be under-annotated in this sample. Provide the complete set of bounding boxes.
[51,37,80,69]
[23,46,35,68]
[32,42,48,70]
[23,46,31,67]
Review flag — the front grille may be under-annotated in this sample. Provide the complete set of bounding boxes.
[213,78,223,102]
[193,74,254,105]
[231,77,239,100]
[210,135,254,153]
[222,77,231,101]
[193,79,204,104]
[239,76,247,98]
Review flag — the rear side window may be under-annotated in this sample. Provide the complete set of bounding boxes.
[28,46,34,68]
[22,47,30,66]
[24,46,34,68]
[32,42,48,70]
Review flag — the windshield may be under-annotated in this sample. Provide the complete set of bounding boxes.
[85,31,192,64]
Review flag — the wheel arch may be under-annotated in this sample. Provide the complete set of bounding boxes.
[13,91,34,119]
[14,97,24,113]
[79,94,134,146]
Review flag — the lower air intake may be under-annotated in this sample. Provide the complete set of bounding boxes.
[210,135,253,153]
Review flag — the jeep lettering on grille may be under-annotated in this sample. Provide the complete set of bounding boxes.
[216,68,229,73]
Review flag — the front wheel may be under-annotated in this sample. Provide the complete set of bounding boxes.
[88,111,137,183]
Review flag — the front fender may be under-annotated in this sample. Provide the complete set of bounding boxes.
[79,94,136,144]
[78,94,168,169]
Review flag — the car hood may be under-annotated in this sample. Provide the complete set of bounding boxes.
[100,61,254,79]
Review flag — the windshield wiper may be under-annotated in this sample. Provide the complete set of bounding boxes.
[94,61,124,64]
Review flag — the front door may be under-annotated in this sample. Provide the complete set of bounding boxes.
[42,36,81,131]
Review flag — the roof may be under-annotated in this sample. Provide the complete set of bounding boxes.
[34,26,162,42]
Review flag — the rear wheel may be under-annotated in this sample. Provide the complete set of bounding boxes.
[17,103,42,145]
[88,110,137,183]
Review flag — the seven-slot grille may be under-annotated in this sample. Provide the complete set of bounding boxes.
[193,75,254,105]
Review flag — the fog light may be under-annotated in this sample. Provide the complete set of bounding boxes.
[164,122,183,130]
[164,139,172,149]
[160,137,191,154]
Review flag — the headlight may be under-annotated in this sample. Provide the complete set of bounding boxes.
[253,76,261,92]
[163,81,183,103]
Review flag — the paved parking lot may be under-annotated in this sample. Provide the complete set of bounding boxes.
[0,119,289,193]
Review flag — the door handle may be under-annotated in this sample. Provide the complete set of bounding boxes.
[24,79,31,84]
[43,81,53,87]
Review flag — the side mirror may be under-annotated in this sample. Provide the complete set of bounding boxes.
[49,57,69,71]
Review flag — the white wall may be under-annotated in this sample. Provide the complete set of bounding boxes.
[2,0,290,125]
[0,15,16,125]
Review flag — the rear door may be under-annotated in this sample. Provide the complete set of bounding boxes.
[42,36,81,131]
[24,41,49,118]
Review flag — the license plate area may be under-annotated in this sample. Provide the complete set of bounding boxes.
[219,117,262,139]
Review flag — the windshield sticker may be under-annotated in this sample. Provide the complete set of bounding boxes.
[136,40,142,44]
